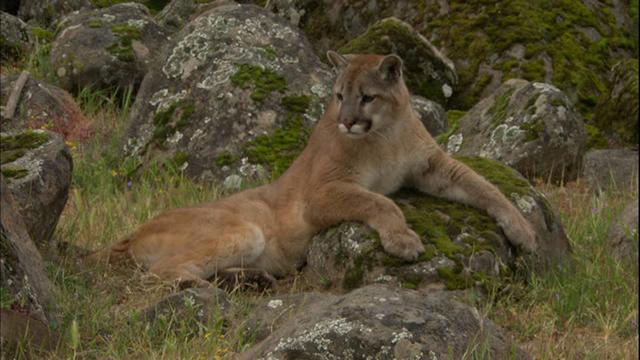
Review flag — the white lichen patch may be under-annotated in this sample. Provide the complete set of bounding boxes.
[532,82,561,93]
[391,328,413,344]
[149,89,187,111]
[223,174,242,190]
[267,299,284,309]
[167,131,183,144]
[126,19,147,28]
[479,124,525,160]
[162,8,299,80]
[446,133,463,153]
[442,83,453,98]
[272,317,359,354]
[511,193,536,214]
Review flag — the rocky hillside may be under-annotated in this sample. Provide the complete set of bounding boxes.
[0,0,637,358]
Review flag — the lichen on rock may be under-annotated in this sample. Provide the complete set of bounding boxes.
[123,4,333,182]
[443,79,586,181]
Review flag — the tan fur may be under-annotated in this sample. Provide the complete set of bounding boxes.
[97,52,537,287]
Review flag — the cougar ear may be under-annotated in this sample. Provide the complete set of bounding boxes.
[378,54,403,82]
[326,50,349,68]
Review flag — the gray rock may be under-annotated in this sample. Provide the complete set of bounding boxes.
[239,284,530,359]
[0,177,57,326]
[0,11,32,62]
[18,0,91,27]
[411,95,447,136]
[582,149,639,191]
[50,3,169,93]
[142,287,229,325]
[443,79,586,181]
[303,157,571,292]
[156,0,227,34]
[0,74,90,140]
[0,130,72,246]
[608,200,638,266]
[123,4,333,181]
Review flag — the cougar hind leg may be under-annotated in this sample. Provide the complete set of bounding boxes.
[144,222,267,290]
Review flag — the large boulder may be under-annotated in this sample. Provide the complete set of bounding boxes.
[338,17,457,107]
[0,129,72,245]
[442,79,586,181]
[123,4,333,183]
[593,59,639,145]
[0,73,91,140]
[582,149,639,191]
[18,0,91,27]
[0,177,58,353]
[239,284,530,359]
[608,200,639,268]
[275,1,636,116]
[304,157,570,292]
[50,3,169,93]
[0,11,32,62]
[156,0,225,34]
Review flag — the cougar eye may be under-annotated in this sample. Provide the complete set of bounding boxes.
[336,93,343,102]
[361,94,375,104]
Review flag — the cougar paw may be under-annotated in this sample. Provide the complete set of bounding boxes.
[381,228,425,261]
[499,214,538,253]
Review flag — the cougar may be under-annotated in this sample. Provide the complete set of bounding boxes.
[94,52,537,288]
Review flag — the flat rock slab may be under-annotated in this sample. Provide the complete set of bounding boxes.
[239,284,530,359]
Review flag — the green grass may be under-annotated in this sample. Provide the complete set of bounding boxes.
[484,183,638,358]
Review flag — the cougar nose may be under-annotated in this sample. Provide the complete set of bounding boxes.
[343,118,356,129]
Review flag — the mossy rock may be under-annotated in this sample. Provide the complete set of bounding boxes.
[305,156,570,292]
[123,4,333,183]
[0,129,72,246]
[444,79,586,182]
[50,2,169,93]
[593,59,639,145]
[293,0,636,120]
[338,17,457,107]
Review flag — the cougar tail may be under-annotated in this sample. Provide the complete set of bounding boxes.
[83,237,133,265]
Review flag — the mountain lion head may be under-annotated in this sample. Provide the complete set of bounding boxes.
[326,51,411,139]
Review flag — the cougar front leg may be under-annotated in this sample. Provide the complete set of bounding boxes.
[411,151,537,252]
[309,182,425,260]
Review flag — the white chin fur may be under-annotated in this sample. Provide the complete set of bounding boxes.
[338,124,368,138]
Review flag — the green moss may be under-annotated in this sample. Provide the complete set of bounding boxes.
[1,167,29,179]
[342,256,365,290]
[520,120,545,141]
[490,89,515,127]
[521,59,545,81]
[244,115,309,177]
[31,27,53,42]
[437,265,472,290]
[88,19,104,28]
[108,24,142,62]
[151,100,194,145]
[337,18,454,105]
[230,64,287,103]
[261,46,277,61]
[456,156,531,197]
[0,131,49,165]
[172,150,188,167]
[281,95,311,114]
[585,124,608,149]
[436,110,466,144]
[0,287,14,310]
[215,152,237,167]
